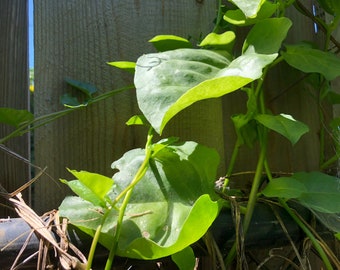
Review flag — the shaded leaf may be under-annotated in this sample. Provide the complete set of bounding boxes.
[171,246,196,270]
[243,17,292,54]
[262,172,340,214]
[60,93,87,108]
[255,113,309,144]
[0,107,33,128]
[282,45,340,80]
[65,78,97,97]
[149,35,192,52]
[262,177,307,198]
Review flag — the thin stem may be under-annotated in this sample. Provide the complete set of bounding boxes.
[212,0,223,33]
[104,128,154,270]
[320,153,339,170]
[279,199,334,270]
[223,137,242,191]
[0,85,134,144]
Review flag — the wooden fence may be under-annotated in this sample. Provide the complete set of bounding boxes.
[1,0,333,216]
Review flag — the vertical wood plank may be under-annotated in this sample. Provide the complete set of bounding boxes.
[34,0,225,213]
[0,0,29,217]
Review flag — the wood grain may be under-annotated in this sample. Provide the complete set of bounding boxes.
[0,0,29,217]
[34,0,224,213]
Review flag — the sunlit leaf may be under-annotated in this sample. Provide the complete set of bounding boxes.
[243,17,292,54]
[282,45,340,80]
[231,0,265,18]
[255,113,309,144]
[135,48,277,134]
[199,31,236,51]
[0,107,34,128]
[65,169,114,202]
[60,141,222,259]
[149,35,192,52]
[107,61,136,74]
[224,1,279,26]
[126,115,149,126]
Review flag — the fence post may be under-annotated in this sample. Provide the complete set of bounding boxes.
[0,0,29,217]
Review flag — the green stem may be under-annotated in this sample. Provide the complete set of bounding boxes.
[86,224,102,270]
[212,0,223,33]
[320,153,339,170]
[223,137,241,191]
[0,85,134,144]
[279,199,334,270]
[104,128,154,270]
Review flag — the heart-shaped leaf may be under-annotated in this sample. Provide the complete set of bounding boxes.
[255,113,309,144]
[135,48,277,134]
[59,141,222,259]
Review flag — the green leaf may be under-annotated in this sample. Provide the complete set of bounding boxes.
[262,172,340,214]
[282,45,340,80]
[243,17,292,54]
[199,31,236,51]
[0,107,34,128]
[255,113,309,144]
[224,1,279,26]
[261,177,307,198]
[60,179,106,207]
[171,246,196,270]
[231,88,258,147]
[316,0,340,15]
[149,35,192,52]
[335,233,340,240]
[60,93,87,108]
[60,141,221,259]
[126,115,149,126]
[326,91,340,104]
[65,169,114,202]
[65,78,97,97]
[107,61,136,74]
[62,78,98,108]
[135,48,276,134]
[231,0,265,18]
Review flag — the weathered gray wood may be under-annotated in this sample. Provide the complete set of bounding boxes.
[34,0,224,213]
[0,0,29,217]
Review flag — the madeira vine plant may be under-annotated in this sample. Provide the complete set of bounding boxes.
[2,0,339,269]
[58,1,340,269]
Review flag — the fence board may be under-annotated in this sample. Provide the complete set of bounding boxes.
[0,0,29,217]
